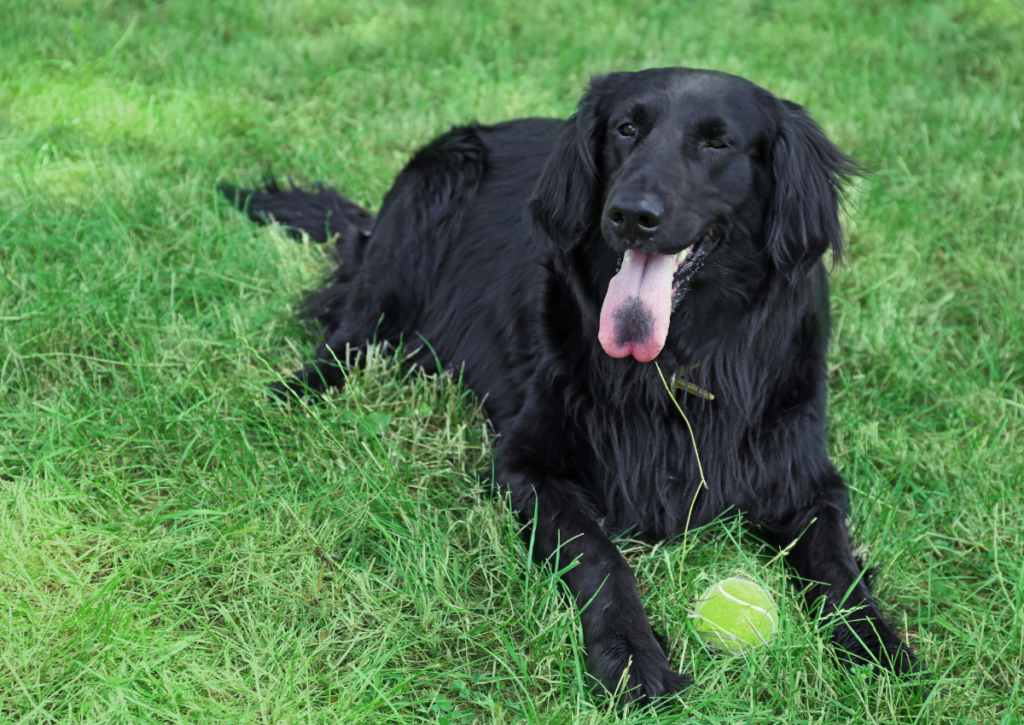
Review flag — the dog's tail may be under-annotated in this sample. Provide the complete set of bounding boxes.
[219,179,376,272]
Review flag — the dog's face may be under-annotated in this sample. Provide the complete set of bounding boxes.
[530,68,856,362]
[598,71,773,258]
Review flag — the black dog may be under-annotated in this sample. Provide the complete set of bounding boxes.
[226,67,917,702]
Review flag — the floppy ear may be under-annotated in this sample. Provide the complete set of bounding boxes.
[528,78,608,251]
[766,99,861,281]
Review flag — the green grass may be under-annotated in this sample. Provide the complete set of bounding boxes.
[1,0,1022,722]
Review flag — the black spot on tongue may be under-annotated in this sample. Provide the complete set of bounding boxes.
[598,249,679,361]
[613,298,654,346]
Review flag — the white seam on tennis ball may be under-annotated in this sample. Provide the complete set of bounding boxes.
[690,581,779,652]
[716,582,778,630]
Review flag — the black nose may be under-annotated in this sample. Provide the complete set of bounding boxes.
[607,194,664,240]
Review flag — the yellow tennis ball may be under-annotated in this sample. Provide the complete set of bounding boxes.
[691,577,779,654]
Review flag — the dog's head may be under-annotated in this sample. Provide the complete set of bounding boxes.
[529,68,859,361]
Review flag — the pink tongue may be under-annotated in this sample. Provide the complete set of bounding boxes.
[598,249,677,362]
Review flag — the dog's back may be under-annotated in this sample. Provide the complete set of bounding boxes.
[224,118,562,427]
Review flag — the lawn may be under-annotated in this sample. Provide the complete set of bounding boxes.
[1,0,1022,723]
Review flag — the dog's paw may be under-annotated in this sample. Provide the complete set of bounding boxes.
[834,623,920,677]
[267,377,318,402]
[587,630,692,704]
[883,641,919,677]
[268,364,337,402]
[841,636,932,701]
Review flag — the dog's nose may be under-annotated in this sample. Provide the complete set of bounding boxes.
[607,194,663,240]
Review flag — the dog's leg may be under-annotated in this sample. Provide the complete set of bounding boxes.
[769,479,918,676]
[499,441,691,703]
[507,475,691,702]
[231,127,488,402]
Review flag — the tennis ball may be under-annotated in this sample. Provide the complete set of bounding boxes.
[691,577,779,654]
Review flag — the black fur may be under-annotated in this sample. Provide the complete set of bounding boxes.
[220,178,376,273]
[225,68,917,703]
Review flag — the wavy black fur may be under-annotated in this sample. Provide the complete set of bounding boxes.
[225,67,917,703]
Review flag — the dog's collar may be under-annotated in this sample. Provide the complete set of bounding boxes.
[672,365,714,400]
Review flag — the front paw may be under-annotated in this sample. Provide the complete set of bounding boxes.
[586,629,692,704]
[833,622,919,677]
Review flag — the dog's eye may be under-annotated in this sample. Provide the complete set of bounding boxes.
[707,139,727,149]
[617,123,637,138]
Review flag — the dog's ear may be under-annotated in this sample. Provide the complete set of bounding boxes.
[766,99,861,282]
[528,78,608,251]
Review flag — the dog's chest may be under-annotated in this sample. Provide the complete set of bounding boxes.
[581,391,724,539]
